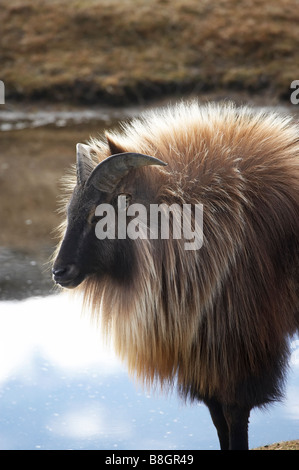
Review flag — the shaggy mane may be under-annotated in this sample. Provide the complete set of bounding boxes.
[59,101,299,404]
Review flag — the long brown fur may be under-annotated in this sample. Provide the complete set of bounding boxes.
[60,101,299,405]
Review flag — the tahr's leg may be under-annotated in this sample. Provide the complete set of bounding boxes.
[222,404,250,450]
[205,398,229,450]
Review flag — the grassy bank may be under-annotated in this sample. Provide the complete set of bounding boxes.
[255,440,299,450]
[1,0,298,104]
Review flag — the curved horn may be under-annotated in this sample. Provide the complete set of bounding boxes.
[86,152,167,192]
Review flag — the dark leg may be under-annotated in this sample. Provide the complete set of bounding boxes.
[205,397,229,450]
[222,404,250,450]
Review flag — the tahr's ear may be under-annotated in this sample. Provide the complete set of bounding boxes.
[76,143,93,185]
[105,132,127,155]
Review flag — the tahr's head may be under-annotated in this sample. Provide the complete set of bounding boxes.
[52,143,166,288]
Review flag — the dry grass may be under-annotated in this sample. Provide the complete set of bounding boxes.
[254,439,299,450]
[1,0,299,104]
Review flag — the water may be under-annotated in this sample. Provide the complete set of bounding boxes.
[0,247,53,300]
[0,107,139,132]
[0,101,298,450]
[0,293,298,451]
[0,294,214,450]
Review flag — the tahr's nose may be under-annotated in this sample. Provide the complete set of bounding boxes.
[52,264,80,287]
[52,266,68,278]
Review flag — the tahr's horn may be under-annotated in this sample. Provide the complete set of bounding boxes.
[86,152,167,192]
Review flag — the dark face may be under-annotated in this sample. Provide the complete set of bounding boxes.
[53,184,114,288]
[52,144,166,289]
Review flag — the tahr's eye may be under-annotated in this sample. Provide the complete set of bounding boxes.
[88,210,101,225]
